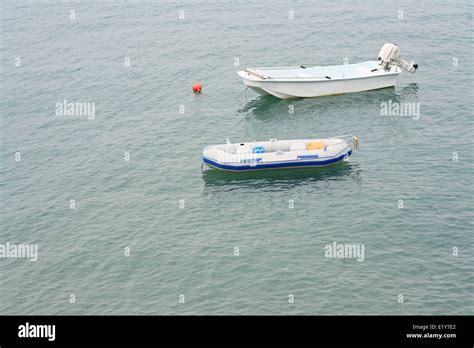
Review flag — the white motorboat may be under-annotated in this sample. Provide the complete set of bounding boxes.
[202,135,359,172]
[237,43,418,99]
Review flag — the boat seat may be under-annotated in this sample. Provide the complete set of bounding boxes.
[306,141,325,150]
[290,142,307,151]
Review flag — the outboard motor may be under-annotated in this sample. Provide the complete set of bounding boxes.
[378,43,418,73]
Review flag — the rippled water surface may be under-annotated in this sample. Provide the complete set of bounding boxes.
[1,0,473,314]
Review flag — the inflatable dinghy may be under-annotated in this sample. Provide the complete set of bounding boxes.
[202,135,359,172]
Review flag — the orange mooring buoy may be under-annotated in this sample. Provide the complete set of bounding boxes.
[192,83,202,94]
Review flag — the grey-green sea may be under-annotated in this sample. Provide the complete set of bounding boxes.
[1,0,473,315]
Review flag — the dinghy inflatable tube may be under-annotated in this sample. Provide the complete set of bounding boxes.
[202,135,359,172]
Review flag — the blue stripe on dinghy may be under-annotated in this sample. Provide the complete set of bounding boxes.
[203,150,352,171]
[297,155,319,159]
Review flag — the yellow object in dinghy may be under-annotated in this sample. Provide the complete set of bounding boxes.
[306,141,325,150]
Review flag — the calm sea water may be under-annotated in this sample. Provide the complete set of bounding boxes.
[1,0,473,315]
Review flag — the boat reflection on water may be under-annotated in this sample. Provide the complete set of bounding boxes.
[398,82,419,98]
[202,161,361,191]
[239,83,419,121]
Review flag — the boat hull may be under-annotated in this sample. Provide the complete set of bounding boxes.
[203,150,352,172]
[237,61,401,99]
[239,74,398,99]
